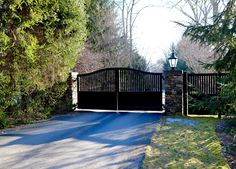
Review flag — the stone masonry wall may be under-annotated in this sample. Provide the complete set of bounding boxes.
[164,71,183,115]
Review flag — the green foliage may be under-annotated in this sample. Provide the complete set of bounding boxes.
[85,0,110,48]
[188,93,224,116]
[188,94,210,114]
[129,51,149,71]
[216,76,236,116]
[183,1,236,116]
[83,0,147,69]
[0,0,87,128]
[0,111,8,128]
[184,0,236,72]
[188,77,232,116]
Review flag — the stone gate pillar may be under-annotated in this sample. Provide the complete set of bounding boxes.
[164,71,183,115]
[71,72,79,110]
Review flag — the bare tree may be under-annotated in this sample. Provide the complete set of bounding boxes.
[149,59,165,73]
[73,44,103,73]
[177,36,217,73]
[161,0,228,73]
[164,0,229,25]
[74,2,132,73]
[74,0,151,73]
[115,0,156,62]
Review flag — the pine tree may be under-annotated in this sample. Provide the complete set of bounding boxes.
[183,0,236,116]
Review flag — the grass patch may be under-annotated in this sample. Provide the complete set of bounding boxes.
[142,116,230,169]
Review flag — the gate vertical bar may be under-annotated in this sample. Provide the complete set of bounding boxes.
[77,74,80,110]
[183,72,188,116]
[160,74,163,108]
[115,69,119,111]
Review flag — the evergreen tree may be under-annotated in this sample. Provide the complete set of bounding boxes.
[76,0,148,71]
[183,0,236,116]
[129,51,149,71]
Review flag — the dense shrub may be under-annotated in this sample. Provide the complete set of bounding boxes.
[0,0,87,128]
[188,77,233,116]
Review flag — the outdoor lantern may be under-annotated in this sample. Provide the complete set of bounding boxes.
[168,51,178,70]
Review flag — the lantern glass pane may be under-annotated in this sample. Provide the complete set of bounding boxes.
[169,58,177,68]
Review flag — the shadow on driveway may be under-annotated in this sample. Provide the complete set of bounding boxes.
[0,112,161,169]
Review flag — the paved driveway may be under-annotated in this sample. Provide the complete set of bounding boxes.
[0,112,160,169]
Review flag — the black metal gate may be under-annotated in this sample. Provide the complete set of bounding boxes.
[77,68,163,111]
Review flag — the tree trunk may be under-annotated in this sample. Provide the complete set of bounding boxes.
[122,0,126,37]
[129,0,135,64]
[211,0,219,23]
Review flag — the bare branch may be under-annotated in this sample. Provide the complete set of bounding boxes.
[164,0,228,25]
[131,5,160,28]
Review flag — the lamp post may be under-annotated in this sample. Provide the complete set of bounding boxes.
[168,51,178,70]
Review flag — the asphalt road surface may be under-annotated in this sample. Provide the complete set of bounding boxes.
[0,112,160,169]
